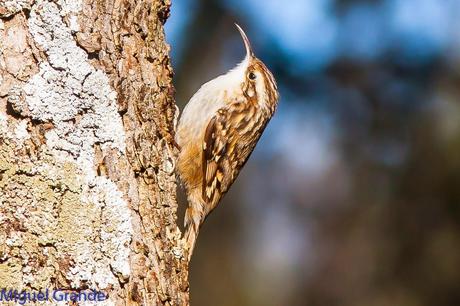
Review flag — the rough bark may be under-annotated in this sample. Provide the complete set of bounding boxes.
[0,0,189,305]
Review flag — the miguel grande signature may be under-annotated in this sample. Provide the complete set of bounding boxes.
[0,288,107,304]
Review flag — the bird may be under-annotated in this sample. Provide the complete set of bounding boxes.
[176,24,279,261]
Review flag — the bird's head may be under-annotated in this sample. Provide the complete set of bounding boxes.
[232,24,279,112]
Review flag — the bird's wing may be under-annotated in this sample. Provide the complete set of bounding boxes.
[202,102,269,210]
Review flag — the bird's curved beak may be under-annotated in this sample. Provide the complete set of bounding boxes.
[235,23,254,59]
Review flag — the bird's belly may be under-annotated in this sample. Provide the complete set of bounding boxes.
[177,140,202,191]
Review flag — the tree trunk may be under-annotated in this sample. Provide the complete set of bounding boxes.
[0,0,189,305]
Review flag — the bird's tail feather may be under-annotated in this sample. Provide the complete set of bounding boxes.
[184,205,201,261]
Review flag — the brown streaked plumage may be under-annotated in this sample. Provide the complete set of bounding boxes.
[176,24,279,261]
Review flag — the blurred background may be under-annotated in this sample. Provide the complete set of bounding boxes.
[165,0,460,305]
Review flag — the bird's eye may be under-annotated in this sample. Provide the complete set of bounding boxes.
[248,72,256,80]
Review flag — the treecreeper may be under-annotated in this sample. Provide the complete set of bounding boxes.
[176,24,280,261]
